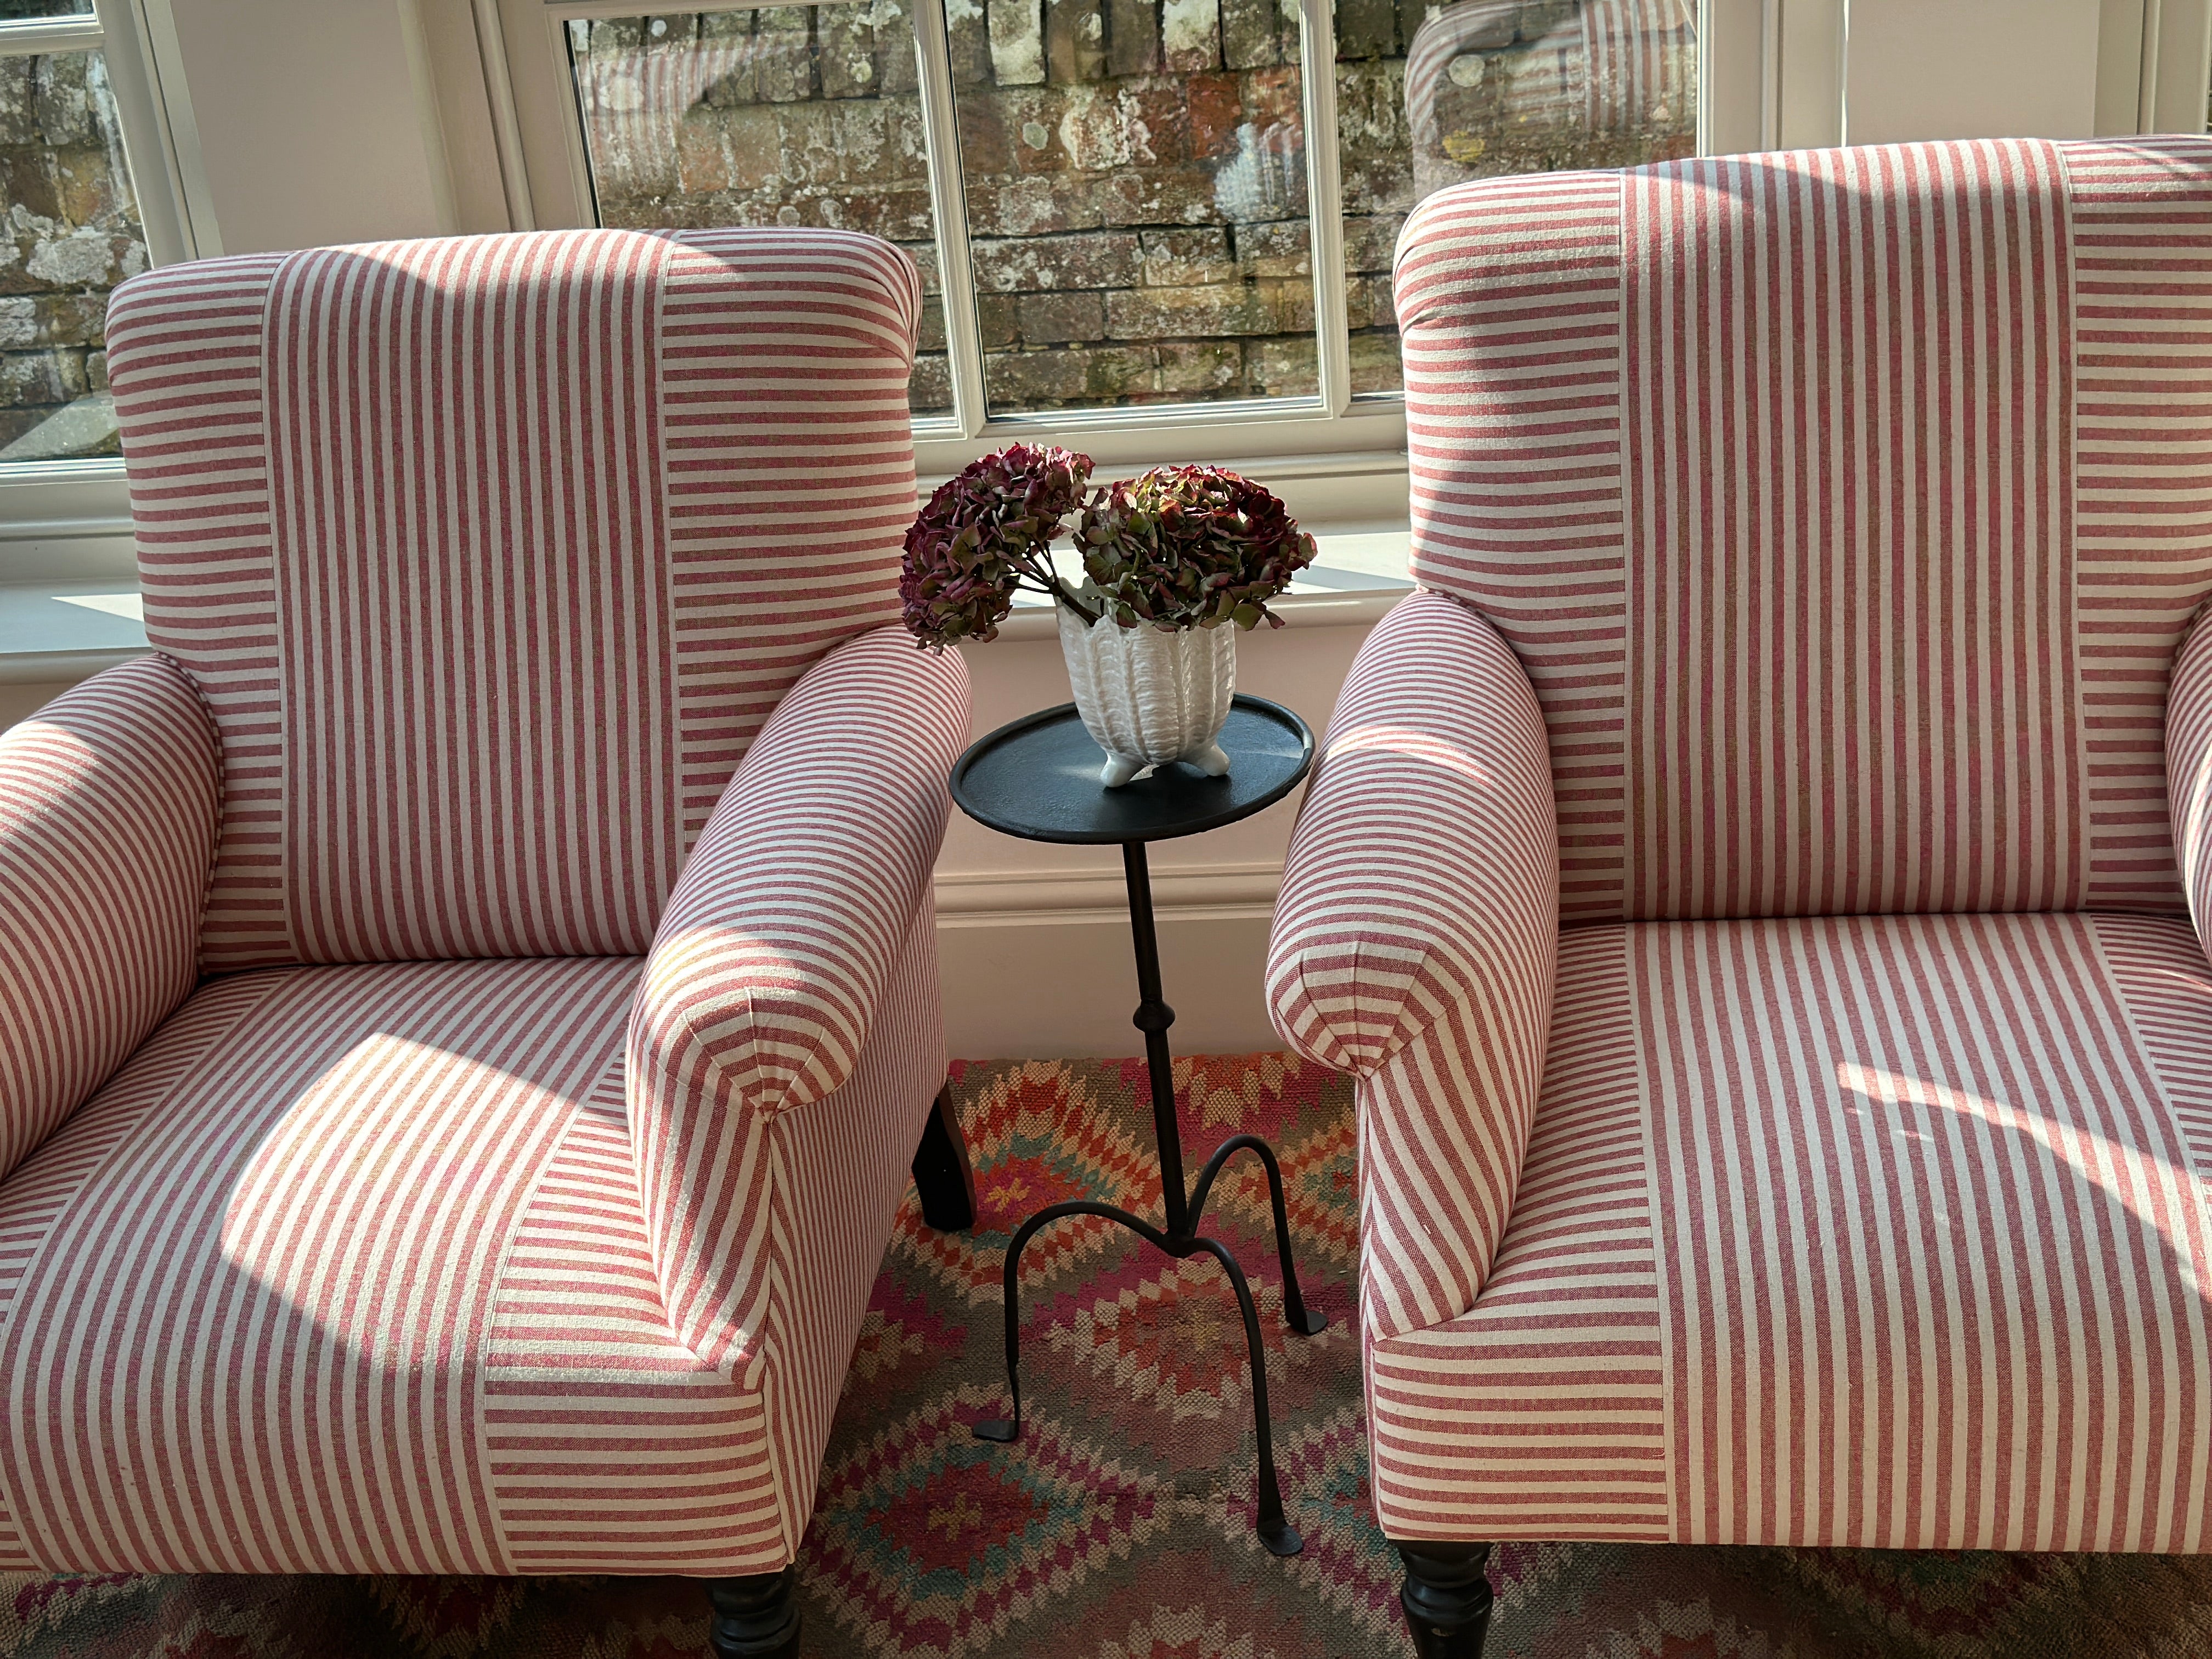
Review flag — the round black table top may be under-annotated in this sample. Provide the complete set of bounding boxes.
[950,695,1314,845]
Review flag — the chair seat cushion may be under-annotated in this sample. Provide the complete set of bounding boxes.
[0,957,786,1576]
[1369,911,2212,1551]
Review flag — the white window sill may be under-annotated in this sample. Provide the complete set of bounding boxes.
[994,526,1412,640]
[0,471,1414,677]
[0,579,147,682]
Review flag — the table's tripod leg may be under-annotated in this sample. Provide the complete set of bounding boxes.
[1192,1237,1304,1558]
[1187,1135,1328,1338]
[973,1198,1175,1444]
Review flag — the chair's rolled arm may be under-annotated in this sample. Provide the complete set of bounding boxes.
[2168,610,2212,961]
[627,624,970,1368]
[1267,592,1559,1337]
[0,654,219,1186]
[1268,590,1559,1075]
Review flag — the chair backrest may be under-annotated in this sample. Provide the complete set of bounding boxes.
[106,228,920,969]
[1397,137,2212,924]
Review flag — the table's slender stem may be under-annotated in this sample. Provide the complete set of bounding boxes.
[1122,840,1189,1238]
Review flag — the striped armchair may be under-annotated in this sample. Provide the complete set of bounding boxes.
[1268,138,2212,1657]
[0,229,971,1659]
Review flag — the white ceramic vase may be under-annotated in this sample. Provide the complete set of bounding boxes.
[1057,600,1236,788]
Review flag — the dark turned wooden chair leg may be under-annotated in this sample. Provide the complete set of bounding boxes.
[911,1080,977,1232]
[1397,1542,1494,1659]
[707,1567,800,1658]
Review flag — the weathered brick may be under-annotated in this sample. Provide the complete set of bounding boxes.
[1220,0,1278,70]
[1333,0,1393,59]
[1106,280,1280,338]
[674,115,733,195]
[1234,218,1308,278]
[0,151,57,221]
[1046,0,1108,81]
[0,293,101,349]
[989,0,1047,85]
[1341,213,1398,275]
[976,173,1105,235]
[1105,0,1159,76]
[946,0,995,84]
[986,343,1158,407]
[1018,289,1107,342]
[976,293,1023,346]
[1397,0,1442,53]
[0,347,83,407]
[970,229,1142,291]
[1098,165,1220,227]
[701,12,762,105]
[760,8,818,102]
[1516,0,1573,41]
[1058,84,1153,171]
[822,182,935,241]
[25,228,122,289]
[910,352,954,411]
[1349,326,1403,393]
[1160,0,1220,72]
[874,0,921,92]
[54,149,127,229]
[0,61,36,149]
[1250,333,1317,397]
[1156,340,1244,396]
[917,295,949,351]
[1139,226,1232,285]
[904,242,946,297]
[818,3,879,97]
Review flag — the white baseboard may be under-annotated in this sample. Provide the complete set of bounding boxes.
[933,859,1285,1059]
[933,858,1280,927]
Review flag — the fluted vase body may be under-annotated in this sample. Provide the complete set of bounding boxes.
[1056,602,1235,788]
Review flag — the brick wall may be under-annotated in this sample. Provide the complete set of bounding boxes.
[580,5,1705,420]
[0,50,145,459]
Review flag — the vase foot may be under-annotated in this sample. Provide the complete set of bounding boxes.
[1188,741,1231,777]
[1100,753,1144,788]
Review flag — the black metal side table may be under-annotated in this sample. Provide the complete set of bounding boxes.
[950,693,1328,1559]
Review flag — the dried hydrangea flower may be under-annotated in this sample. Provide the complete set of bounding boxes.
[900,444,1096,650]
[1073,465,1317,632]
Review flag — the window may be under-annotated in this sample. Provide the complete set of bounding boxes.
[0,2,147,463]
[493,0,1726,471]
[567,9,956,418]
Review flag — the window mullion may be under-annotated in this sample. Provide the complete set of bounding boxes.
[1297,0,1351,420]
[909,0,987,441]
[0,16,102,58]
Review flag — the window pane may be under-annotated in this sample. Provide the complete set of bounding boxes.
[1348,0,1697,393]
[947,0,1317,414]
[0,49,146,464]
[568,10,953,420]
[0,3,95,18]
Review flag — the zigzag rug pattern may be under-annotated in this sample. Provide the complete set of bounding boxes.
[6,1054,2212,1658]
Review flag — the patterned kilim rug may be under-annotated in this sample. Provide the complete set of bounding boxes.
[7,1054,2212,1659]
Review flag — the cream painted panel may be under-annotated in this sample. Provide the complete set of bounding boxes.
[159,0,452,252]
[1842,0,2103,143]
[937,614,1379,1059]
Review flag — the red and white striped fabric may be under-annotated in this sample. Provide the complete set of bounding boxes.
[0,229,966,1577]
[0,936,948,1575]
[1404,0,1696,196]
[1369,912,2212,1551]
[1278,138,2212,1554]
[0,656,217,1189]
[104,226,922,968]
[1397,137,2212,924]
[1268,591,1558,1341]
[628,624,967,1375]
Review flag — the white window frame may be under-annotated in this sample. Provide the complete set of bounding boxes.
[0,0,210,521]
